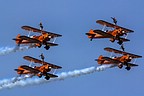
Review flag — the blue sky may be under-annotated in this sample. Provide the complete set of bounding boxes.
[0,0,144,96]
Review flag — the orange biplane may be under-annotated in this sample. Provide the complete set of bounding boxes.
[95,47,142,70]
[86,19,134,51]
[15,65,58,80]
[86,29,130,44]
[13,25,62,50]
[15,55,62,80]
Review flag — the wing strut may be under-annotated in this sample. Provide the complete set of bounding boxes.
[28,31,31,37]
[124,33,129,39]
[110,52,113,58]
[102,25,106,31]
[133,58,137,64]
[29,61,33,67]
[53,69,57,74]
[52,38,57,43]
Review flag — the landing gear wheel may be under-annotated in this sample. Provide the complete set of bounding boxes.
[110,38,115,42]
[38,44,42,48]
[117,40,123,45]
[125,67,131,71]
[37,73,42,78]
[118,64,123,69]
[44,45,50,50]
[38,74,42,78]
[45,76,50,80]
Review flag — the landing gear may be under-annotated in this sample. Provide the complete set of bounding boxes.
[90,34,95,41]
[44,45,50,50]
[117,37,125,51]
[110,38,115,42]
[114,35,123,45]
[118,64,123,69]
[117,36,123,45]
[90,38,93,41]
[38,44,42,48]
[37,73,42,78]
[117,40,123,45]
[125,62,131,71]
[125,66,131,71]
[45,76,50,80]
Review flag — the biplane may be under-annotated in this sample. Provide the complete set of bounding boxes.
[15,65,58,80]
[13,34,58,50]
[95,47,142,70]
[86,19,133,44]
[14,55,62,80]
[86,29,130,45]
[13,25,62,50]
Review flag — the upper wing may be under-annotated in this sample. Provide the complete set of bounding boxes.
[21,26,62,37]
[93,30,114,38]
[104,47,142,58]
[23,56,62,69]
[96,20,134,33]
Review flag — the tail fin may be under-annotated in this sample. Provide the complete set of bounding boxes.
[85,29,95,41]
[14,69,19,71]
[13,34,21,44]
[14,69,24,74]
[86,29,95,36]
[95,55,104,64]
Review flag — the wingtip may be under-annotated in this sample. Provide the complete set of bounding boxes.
[58,66,62,69]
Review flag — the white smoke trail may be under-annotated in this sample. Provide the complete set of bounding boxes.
[0,64,114,90]
[0,45,34,55]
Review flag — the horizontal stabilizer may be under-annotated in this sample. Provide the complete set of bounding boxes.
[46,73,58,78]
[46,42,58,46]
[126,62,138,67]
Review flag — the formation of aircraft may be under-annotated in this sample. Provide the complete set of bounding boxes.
[11,19,142,80]
[86,18,134,51]
[13,23,62,80]
[95,47,142,70]
[86,18,142,71]
[13,23,62,50]
[15,55,62,80]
